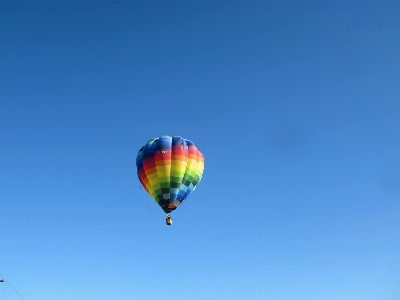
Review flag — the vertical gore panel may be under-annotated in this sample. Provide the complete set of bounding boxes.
[170,136,189,201]
[142,138,163,203]
[154,136,172,200]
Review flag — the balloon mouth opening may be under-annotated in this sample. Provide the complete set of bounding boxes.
[162,204,177,214]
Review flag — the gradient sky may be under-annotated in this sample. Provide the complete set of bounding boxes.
[1,1,399,299]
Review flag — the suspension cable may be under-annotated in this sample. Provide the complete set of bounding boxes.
[0,276,27,300]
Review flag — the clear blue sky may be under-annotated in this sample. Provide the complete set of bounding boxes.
[1,1,399,299]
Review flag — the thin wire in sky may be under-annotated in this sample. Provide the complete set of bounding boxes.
[0,276,26,300]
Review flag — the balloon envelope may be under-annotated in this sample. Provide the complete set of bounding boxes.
[136,136,204,214]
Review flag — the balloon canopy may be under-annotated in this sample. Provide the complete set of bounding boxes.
[136,136,205,214]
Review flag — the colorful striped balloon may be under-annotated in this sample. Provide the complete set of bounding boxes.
[136,136,205,214]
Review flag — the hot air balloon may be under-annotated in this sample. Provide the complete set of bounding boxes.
[136,136,205,225]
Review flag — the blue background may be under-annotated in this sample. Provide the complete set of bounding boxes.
[1,1,399,299]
